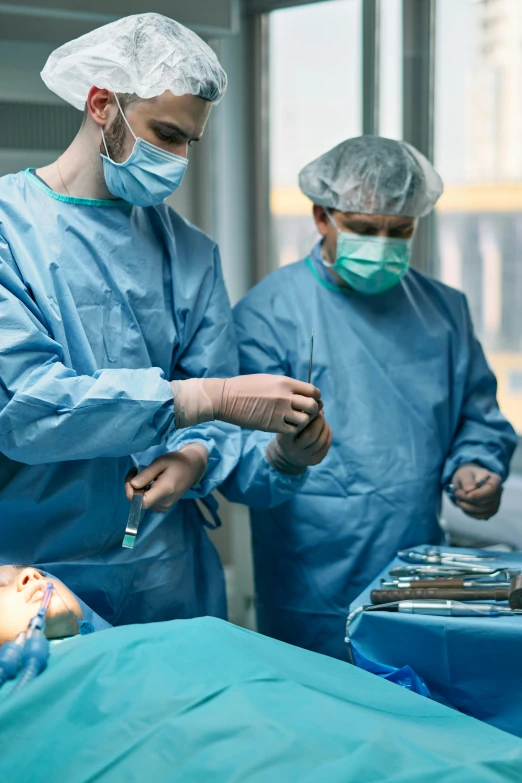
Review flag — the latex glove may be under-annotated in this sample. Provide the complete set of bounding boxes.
[125,444,208,513]
[266,411,333,475]
[170,375,321,434]
[451,463,503,520]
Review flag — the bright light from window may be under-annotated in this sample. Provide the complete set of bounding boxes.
[269,0,362,268]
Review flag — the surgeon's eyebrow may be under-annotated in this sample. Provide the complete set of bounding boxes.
[150,120,201,143]
[386,220,416,236]
[339,217,382,234]
[341,216,415,235]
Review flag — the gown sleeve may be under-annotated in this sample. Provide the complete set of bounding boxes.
[164,246,241,497]
[219,285,307,509]
[442,295,517,484]
[0,233,176,464]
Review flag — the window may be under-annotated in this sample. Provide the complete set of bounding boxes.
[434,0,522,434]
[378,0,402,141]
[269,0,362,268]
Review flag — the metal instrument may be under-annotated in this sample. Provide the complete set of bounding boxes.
[396,600,522,617]
[122,490,145,549]
[373,574,522,608]
[307,328,314,384]
[397,548,498,566]
[389,564,514,578]
[372,586,511,605]
[446,478,488,499]
[381,578,511,589]
[344,596,522,661]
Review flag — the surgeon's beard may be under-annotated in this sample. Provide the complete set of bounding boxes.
[100,110,129,163]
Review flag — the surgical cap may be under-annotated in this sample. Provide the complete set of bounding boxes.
[298,136,443,218]
[41,13,227,110]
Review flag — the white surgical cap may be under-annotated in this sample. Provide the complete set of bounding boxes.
[41,13,227,110]
[298,136,443,218]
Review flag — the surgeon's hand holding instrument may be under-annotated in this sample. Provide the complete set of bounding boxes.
[446,478,488,500]
[170,374,321,434]
[265,329,331,473]
[266,410,332,474]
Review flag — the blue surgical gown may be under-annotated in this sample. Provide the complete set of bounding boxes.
[0,169,241,625]
[223,242,517,661]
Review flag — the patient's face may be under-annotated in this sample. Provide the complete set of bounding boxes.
[0,566,82,644]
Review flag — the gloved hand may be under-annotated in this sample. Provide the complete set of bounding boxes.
[125,444,208,512]
[170,375,321,434]
[451,463,503,520]
[266,411,333,475]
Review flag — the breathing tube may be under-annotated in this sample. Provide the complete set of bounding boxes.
[345,603,400,665]
[0,582,54,695]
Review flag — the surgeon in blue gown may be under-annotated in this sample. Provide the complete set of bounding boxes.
[223,136,517,661]
[0,15,324,626]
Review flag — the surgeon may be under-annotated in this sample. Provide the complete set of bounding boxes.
[224,136,517,661]
[0,14,323,626]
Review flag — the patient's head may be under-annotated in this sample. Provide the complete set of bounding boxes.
[0,565,83,644]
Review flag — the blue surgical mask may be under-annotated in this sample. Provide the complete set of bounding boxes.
[101,95,188,207]
[324,213,412,295]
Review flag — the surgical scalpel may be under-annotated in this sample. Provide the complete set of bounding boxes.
[122,489,145,549]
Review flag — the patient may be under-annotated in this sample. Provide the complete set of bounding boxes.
[0,565,85,643]
[1,595,521,783]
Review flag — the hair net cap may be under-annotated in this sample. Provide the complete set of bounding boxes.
[41,13,227,110]
[298,136,443,218]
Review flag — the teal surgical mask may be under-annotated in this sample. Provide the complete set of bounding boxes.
[324,213,412,295]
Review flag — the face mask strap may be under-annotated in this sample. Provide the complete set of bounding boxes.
[113,93,137,142]
[326,209,340,233]
[101,93,137,161]
[322,210,340,267]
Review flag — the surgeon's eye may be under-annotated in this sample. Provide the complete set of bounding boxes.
[389,226,415,238]
[155,129,184,144]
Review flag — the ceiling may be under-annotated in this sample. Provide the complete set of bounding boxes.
[0,1,330,43]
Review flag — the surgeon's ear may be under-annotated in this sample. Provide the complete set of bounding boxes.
[86,86,116,127]
[16,567,44,592]
[313,205,330,237]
